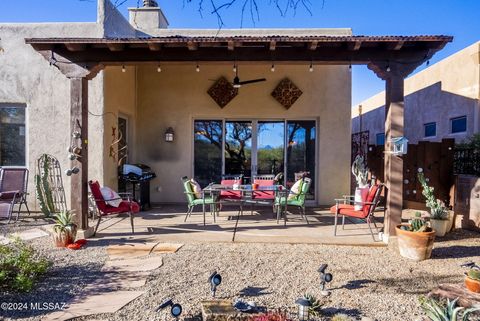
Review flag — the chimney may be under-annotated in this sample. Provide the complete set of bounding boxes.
[129,1,169,30]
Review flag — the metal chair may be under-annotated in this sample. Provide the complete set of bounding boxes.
[0,167,30,223]
[182,176,219,225]
[88,180,139,236]
[330,184,385,241]
[274,177,312,225]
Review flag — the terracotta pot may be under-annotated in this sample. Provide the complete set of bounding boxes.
[396,225,436,261]
[430,219,449,237]
[465,276,480,293]
[52,226,77,248]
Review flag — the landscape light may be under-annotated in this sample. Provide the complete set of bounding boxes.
[318,264,333,296]
[295,297,311,321]
[209,271,222,297]
[156,299,183,319]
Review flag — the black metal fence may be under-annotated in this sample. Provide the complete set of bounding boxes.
[454,148,480,176]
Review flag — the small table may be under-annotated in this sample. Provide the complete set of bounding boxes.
[203,184,289,241]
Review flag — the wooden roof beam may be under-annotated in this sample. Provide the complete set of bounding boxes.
[269,40,276,51]
[107,43,125,52]
[348,41,362,51]
[388,41,405,50]
[187,41,198,51]
[308,40,318,51]
[148,43,162,51]
[65,43,87,52]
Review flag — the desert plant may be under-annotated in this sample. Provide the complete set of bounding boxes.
[35,154,56,217]
[467,269,480,281]
[249,312,291,321]
[420,297,480,321]
[0,238,50,292]
[304,293,322,317]
[331,314,353,321]
[351,155,369,187]
[400,212,431,232]
[418,172,449,220]
[52,210,77,247]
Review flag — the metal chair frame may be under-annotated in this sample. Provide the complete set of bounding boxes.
[0,167,30,223]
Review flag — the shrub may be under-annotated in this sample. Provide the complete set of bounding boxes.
[0,238,51,292]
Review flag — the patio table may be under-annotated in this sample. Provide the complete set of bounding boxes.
[203,184,289,241]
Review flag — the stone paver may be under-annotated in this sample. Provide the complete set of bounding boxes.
[45,290,144,321]
[0,227,50,245]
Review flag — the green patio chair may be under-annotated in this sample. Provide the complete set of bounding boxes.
[182,176,219,226]
[274,177,312,225]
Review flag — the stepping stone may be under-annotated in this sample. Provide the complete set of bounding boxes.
[102,256,163,272]
[85,270,150,291]
[11,228,49,241]
[45,290,144,321]
[428,283,480,308]
[107,242,183,259]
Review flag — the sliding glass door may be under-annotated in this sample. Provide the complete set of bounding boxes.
[194,119,316,200]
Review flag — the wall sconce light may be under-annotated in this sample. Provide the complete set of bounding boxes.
[295,297,312,321]
[209,271,222,297]
[165,127,174,142]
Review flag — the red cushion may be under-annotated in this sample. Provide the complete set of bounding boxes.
[329,204,367,219]
[220,191,242,200]
[363,185,379,216]
[253,179,275,186]
[102,200,140,215]
[252,179,275,200]
[89,181,108,212]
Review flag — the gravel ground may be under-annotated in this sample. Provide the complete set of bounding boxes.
[1,227,479,321]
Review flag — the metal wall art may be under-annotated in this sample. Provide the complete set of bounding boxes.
[207,77,239,108]
[271,78,303,109]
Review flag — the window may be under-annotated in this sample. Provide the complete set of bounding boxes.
[424,122,436,137]
[0,105,26,166]
[194,120,223,187]
[376,133,385,146]
[451,116,467,134]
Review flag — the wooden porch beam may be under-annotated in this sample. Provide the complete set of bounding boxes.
[107,43,125,52]
[348,41,362,51]
[269,41,276,51]
[187,41,198,51]
[70,77,89,231]
[65,43,87,52]
[148,43,162,51]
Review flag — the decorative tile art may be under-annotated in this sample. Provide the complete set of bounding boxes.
[271,78,303,109]
[207,77,238,108]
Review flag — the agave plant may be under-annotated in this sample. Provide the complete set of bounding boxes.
[52,210,77,247]
[420,296,480,321]
[304,293,322,317]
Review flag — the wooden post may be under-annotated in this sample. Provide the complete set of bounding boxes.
[384,74,405,237]
[70,77,89,230]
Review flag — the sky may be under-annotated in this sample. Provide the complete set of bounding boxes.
[0,0,479,105]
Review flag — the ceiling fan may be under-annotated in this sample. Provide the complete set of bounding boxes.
[232,66,266,88]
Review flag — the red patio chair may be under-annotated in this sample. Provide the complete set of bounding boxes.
[88,180,140,236]
[219,175,243,201]
[329,184,384,241]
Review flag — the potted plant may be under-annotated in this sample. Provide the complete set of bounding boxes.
[52,210,77,247]
[463,264,480,293]
[351,155,369,210]
[418,172,450,237]
[396,212,436,261]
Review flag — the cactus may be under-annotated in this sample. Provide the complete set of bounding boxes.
[351,155,369,187]
[467,269,480,281]
[402,212,431,232]
[418,172,449,220]
[34,154,56,217]
[419,296,480,321]
[35,174,49,216]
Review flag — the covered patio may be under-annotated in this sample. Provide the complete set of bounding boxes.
[25,33,452,243]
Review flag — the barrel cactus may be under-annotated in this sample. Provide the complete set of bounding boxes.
[468,269,480,281]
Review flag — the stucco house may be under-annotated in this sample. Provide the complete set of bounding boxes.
[352,41,480,145]
[0,0,451,241]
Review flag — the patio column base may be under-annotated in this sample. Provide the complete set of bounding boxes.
[76,226,95,239]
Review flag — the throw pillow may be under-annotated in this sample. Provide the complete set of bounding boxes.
[288,179,303,200]
[189,179,202,199]
[100,186,122,207]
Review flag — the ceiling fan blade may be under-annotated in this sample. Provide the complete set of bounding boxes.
[238,78,267,85]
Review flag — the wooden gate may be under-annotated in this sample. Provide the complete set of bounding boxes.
[367,139,455,209]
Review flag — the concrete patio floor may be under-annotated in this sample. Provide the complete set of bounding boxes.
[92,204,386,246]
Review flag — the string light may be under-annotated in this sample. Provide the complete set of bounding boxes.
[157,64,162,73]
[122,65,126,73]
[309,62,314,72]
[271,63,275,72]
[196,63,200,72]
[233,64,237,73]
[386,64,391,72]
[426,60,430,66]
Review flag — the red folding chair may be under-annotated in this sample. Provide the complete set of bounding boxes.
[88,180,140,236]
[330,184,385,240]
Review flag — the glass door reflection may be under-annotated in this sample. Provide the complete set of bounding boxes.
[256,121,285,178]
[225,121,252,178]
